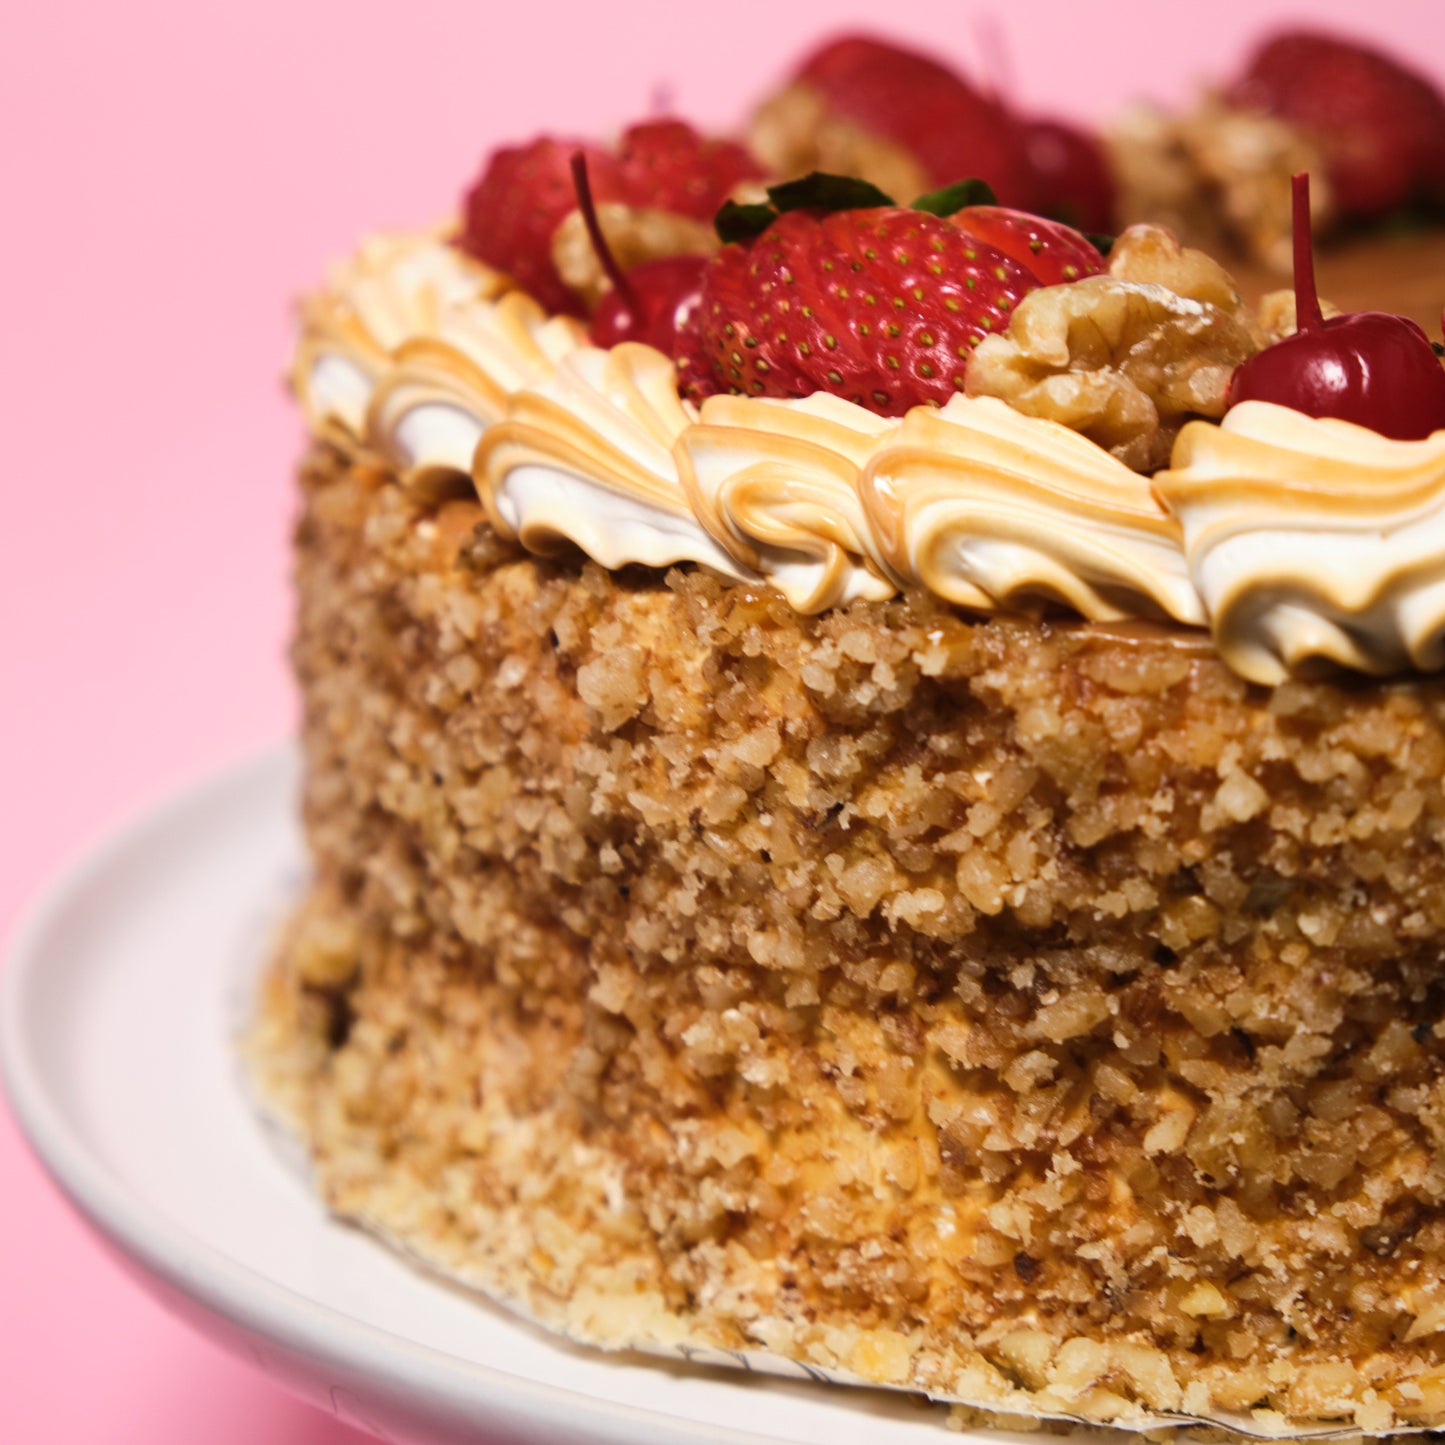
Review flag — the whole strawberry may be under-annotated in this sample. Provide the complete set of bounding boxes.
[460,120,765,318]
[1229,30,1445,219]
[949,204,1109,285]
[677,175,1104,415]
[460,137,625,315]
[788,34,1042,211]
[616,119,765,220]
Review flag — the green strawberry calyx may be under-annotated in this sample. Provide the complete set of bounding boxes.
[714,172,999,244]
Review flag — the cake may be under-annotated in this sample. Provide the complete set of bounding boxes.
[249,28,1445,1435]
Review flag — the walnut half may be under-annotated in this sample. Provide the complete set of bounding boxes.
[965,225,1265,473]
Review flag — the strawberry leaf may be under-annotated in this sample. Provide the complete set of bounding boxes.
[1084,230,1116,256]
[766,172,896,215]
[715,173,898,244]
[715,199,780,244]
[911,179,997,216]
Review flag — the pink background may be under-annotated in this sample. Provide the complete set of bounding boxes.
[3,1,1443,1439]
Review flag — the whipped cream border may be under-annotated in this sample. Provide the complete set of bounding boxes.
[1158,402,1445,683]
[293,229,1445,682]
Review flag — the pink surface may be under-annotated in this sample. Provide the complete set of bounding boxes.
[3,2,1444,1439]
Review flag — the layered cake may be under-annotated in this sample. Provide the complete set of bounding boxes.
[250,28,1445,1434]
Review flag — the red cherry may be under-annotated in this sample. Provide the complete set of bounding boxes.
[570,152,706,357]
[590,255,707,353]
[1227,174,1445,440]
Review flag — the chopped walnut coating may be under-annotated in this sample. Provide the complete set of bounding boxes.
[259,444,1445,1432]
[551,202,719,308]
[966,225,1265,473]
[1108,99,1334,271]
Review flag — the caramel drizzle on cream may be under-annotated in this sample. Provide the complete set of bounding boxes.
[293,230,511,446]
[294,231,1445,680]
[1157,401,1445,683]
[477,343,754,577]
[861,400,1205,625]
[677,393,897,611]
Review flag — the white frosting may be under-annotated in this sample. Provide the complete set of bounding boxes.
[294,230,1445,682]
[293,229,510,447]
[678,393,897,611]
[365,294,586,492]
[494,463,749,575]
[862,397,1206,625]
[1157,402,1445,683]
[391,398,486,477]
[335,231,497,351]
[307,354,375,436]
[477,343,757,582]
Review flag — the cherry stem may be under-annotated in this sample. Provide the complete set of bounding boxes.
[1292,172,1324,333]
[570,151,636,316]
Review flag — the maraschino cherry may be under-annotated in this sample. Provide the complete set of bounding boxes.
[1226,173,1445,440]
[570,152,706,355]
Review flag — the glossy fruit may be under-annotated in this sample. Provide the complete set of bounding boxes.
[461,122,762,319]
[792,34,1040,210]
[1227,174,1445,439]
[1228,30,1445,219]
[948,204,1106,285]
[569,152,707,357]
[590,255,708,353]
[460,138,626,316]
[1022,117,1117,233]
[615,119,765,220]
[682,205,1047,414]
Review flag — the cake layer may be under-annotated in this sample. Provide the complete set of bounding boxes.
[255,440,1445,1430]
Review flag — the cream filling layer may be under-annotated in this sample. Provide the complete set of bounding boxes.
[295,230,1445,681]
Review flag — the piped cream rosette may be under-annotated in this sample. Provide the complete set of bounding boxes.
[675,393,897,611]
[368,293,584,497]
[293,230,511,446]
[475,343,753,578]
[294,229,1445,683]
[1157,402,1445,684]
[859,398,1206,625]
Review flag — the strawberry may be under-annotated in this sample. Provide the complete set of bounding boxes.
[460,121,762,318]
[678,175,1105,416]
[947,204,1108,285]
[460,137,626,316]
[568,151,709,355]
[1021,118,1117,234]
[591,255,709,352]
[1228,30,1445,219]
[790,34,1041,211]
[616,119,766,220]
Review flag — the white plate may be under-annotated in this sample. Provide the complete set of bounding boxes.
[1,746,1061,1445]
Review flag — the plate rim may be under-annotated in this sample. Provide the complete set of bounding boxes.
[0,744,807,1445]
